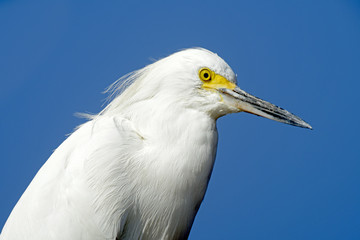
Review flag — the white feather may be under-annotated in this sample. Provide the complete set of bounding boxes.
[1,47,311,239]
[1,48,235,240]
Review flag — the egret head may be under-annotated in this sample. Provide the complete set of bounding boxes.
[105,48,311,129]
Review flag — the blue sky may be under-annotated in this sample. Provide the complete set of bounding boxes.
[0,0,359,239]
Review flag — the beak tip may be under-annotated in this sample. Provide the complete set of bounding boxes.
[296,120,312,130]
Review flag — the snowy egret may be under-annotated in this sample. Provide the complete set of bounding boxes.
[0,48,311,240]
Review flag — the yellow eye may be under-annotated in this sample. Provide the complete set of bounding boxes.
[199,68,212,81]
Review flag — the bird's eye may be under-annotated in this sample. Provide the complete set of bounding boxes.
[199,68,212,81]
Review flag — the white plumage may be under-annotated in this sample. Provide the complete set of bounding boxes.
[0,48,311,240]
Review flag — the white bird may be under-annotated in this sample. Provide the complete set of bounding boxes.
[0,48,311,240]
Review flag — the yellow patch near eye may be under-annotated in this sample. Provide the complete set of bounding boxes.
[199,68,236,90]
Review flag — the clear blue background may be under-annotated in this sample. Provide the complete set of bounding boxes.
[1,0,359,239]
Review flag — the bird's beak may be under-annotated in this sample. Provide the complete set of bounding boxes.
[219,87,312,129]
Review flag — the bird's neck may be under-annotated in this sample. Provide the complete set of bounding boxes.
[118,103,219,239]
[131,103,218,180]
